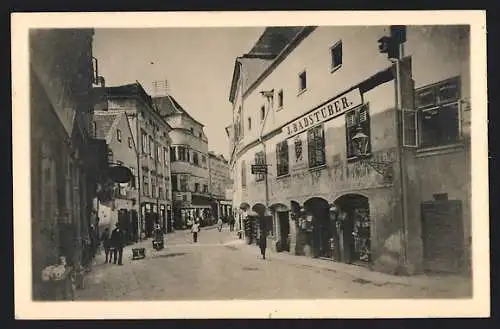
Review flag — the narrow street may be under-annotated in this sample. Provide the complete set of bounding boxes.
[76,226,471,300]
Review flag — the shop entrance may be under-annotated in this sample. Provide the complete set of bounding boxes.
[278,211,290,252]
[304,197,330,258]
[334,194,371,265]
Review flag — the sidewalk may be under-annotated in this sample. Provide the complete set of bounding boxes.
[234,241,472,296]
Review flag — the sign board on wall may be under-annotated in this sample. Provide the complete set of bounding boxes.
[289,131,309,171]
[284,88,363,138]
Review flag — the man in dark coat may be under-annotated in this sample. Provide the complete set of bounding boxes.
[259,231,267,260]
[111,223,125,265]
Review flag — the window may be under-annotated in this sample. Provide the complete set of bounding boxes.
[151,176,157,198]
[346,105,371,159]
[93,122,97,137]
[241,160,247,188]
[128,137,133,149]
[170,146,176,161]
[163,147,169,166]
[172,174,178,191]
[330,41,343,71]
[179,175,188,192]
[149,136,154,157]
[278,90,284,109]
[307,124,326,168]
[165,183,170,200]
[159,187,164,200]
[276,140,289,177]
[199,132,202,138]
[130,167,136,188]
[141,130,148,153]
[202,155,207,168]
[203,184,208,193]
[143,175,149,196]
[190,127,194,135]
[255,151,265,182]
[116,129,122,142]
[248,117,252,130]
[417,77,461,148]
[299,71,307,92]
[195,183,200,192]
[156,143,160,162]
[178,146,187,161]
[260,106,265,121]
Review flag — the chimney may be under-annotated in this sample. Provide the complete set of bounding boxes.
[152,80,169,97]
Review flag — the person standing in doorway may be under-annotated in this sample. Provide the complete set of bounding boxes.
[191,220,200,243]
[111,223,125,265]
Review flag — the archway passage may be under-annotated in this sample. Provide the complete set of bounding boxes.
[270,203,290,252]
[303,197,331,258]
[333,194,371,265]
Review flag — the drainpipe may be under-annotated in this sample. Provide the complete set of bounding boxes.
[394,43,409,269]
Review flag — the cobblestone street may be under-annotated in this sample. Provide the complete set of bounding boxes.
[75,226,472,300]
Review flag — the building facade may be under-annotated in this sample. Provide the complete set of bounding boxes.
[153,92,211,228]
[228,26,470,275]
[30,28,106,300]
[208,152,233,219]
[93,110,141,242]
[95,83,174,236]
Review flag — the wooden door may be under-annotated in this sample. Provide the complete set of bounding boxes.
[421,200,464,273]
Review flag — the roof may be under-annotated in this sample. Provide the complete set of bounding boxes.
[153,94,204,127]
[248,27,304,56]
[102,82,173,131]
[228,27,304,103]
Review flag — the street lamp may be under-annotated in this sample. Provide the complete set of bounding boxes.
[351,126,393,178]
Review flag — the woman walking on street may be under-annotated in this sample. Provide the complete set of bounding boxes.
[191,220,200,243]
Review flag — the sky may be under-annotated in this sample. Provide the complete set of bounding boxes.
[92,27,265,159]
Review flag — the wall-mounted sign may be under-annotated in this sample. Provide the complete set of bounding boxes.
[251,164,268,174]
[284,88,363,138]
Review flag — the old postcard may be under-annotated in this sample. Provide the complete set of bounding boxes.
[12,10,489,318]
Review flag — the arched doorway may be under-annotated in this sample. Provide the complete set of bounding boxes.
[333,194,370,265]
[303,197,331,258]
[270,203,290,252]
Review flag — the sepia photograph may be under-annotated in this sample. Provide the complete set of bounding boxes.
[12,11,489,318]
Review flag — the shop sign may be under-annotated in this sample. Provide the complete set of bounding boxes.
[284,88,362,138]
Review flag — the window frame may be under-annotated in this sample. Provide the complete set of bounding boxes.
[307,124,326,168]
[116,129,122,142]
[276,140,289,177]
[260,105,265,121]
[330,40,343,73]
[298,70,307,94]
[248,117,252,131]
[416,76,462,150]
[277,89,284,110]
[141,130,148,153]
[128,137,133,149]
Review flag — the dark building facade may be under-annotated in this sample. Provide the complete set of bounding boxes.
[30,28,106,300]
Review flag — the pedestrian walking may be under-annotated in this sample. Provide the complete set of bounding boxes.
[230,216,236,232]
[217,217,223,232]
[259,231,268,260]
[111,223,125,265]
[191,220,200,243]
[100,228,111,263]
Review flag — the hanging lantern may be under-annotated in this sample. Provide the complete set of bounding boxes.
[351,127,370,157]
